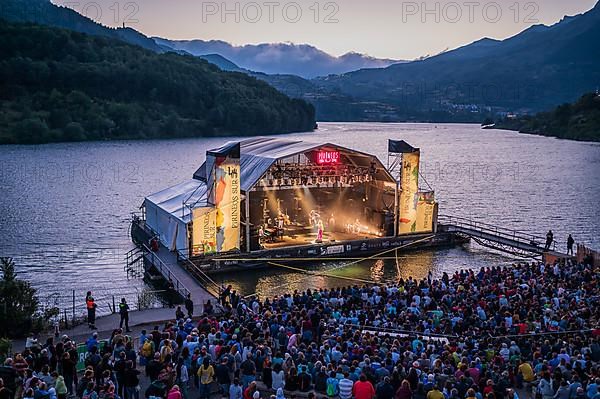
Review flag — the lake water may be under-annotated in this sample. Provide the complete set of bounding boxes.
[1,123,599,313]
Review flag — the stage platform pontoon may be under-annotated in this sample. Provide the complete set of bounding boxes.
[131,217,467,275]
[134,137,449,279]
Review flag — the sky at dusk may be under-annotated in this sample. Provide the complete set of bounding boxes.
[53,0,598,59]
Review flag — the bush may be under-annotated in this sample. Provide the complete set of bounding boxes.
[0,257,39,338]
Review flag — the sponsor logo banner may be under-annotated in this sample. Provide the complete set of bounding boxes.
[322,244,345,255]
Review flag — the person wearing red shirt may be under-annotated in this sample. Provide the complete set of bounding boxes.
[353,374,376,399]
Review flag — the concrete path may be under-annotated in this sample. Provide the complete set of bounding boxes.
[14,304,205,352]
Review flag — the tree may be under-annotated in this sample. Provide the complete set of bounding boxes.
[0,257,39,338]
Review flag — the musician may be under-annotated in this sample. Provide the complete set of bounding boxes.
[258,225,265,244]
[328,214,336,232]
[277,214,285,238]
[353,218,361,234]
[310,209,320,227]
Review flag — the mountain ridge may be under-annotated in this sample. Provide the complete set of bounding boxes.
[313,2,600,115]
[153,38,403,78]
[2,0,599,125]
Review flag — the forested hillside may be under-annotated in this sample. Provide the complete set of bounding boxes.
[0,21,315,144]
[495,93,600,142]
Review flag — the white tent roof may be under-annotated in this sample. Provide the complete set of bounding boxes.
[194,137,392,192]
[144,179,208,223]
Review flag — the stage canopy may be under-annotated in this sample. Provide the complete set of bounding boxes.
[193,137,394,191]
[144,179,207,250]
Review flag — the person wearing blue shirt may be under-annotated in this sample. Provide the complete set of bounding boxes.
[85,333,98,352]
[587,378,600,399]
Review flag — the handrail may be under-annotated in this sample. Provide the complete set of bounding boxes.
[131,213,160,240]
[175,249,221,298]
[438,214,556,251]
[142,244,191,299]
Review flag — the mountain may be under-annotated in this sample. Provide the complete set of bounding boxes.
[0,0,380,121]
[3,0,599,125]
[314,2,600,116]
[494,92,600,142]
[0,0,165,52]
[0,21,315,144]
[153,38,402,78]
[197,54,243,72]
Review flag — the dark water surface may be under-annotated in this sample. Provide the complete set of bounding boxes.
[1,123,598,312]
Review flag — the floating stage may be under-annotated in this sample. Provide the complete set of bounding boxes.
[129,137,574,299]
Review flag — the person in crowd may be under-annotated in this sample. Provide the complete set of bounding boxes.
[166,384,181,399]
[354,374,376,399]
[339,372,354,399]
[229,378,242,399]
[184,295,194,319]
[197,358,213,399]
[123,361,140,399]
[271,363,285,391]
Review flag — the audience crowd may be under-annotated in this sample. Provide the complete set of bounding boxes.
[0,260,598,399]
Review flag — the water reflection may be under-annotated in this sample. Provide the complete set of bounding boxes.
[216,246,514,299]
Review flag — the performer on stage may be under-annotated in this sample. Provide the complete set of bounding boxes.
[316,219,324,242]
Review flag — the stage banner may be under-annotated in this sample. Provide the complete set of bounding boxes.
[213,154,241,252]
[398,151,420,234]
[191,207,217,255]
[415,191,435,233]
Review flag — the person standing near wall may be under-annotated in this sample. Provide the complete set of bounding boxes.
[86,291,97,330]
[119,298,131,332]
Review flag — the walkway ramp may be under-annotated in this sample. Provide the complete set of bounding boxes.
[140,244,218,305]
[438,215,572,260]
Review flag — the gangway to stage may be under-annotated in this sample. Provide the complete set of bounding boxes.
[438,214,571,260]
[126,220,220,306]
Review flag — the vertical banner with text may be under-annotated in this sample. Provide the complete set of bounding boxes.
[192,207,217,255]
[415,191,435,233]
[213,152,241,252]
[398,151,420,234]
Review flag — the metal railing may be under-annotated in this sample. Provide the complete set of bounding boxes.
[141,244,191,299]
[176,249,221,299]
[38,287,171,330]
[124,247,144,279]
[438,214,556,251]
